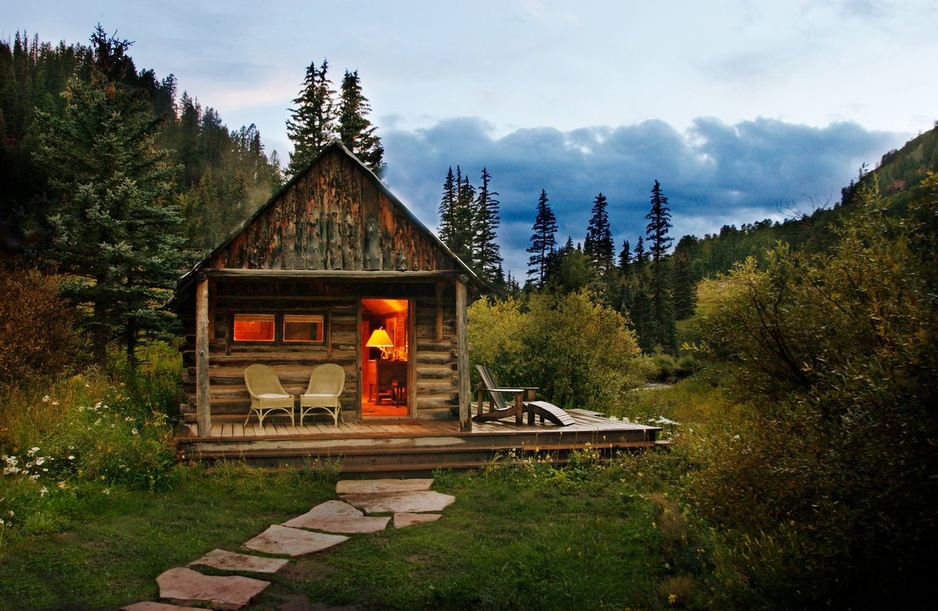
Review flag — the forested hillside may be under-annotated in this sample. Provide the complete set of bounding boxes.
[0,30,282,254]
[679,123,938,279]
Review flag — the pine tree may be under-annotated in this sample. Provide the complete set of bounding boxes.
[618,238,631,272]
[527,189,557,287]
[584,192,614,275]
[452,169,476,264]
[32,26,188,367]
[438,166,457,244]
[474,167,502,284]
[286,58,336,177]
[338,69,384,174]
[645,180,676,352]
[672,236,698,320]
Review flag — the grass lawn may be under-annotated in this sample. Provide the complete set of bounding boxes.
[0,458,673,610]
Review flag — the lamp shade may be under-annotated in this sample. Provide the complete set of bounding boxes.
[366,328,393,347]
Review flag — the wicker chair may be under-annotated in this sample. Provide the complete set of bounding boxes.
[299,364,345,426]
[243,364,295,426]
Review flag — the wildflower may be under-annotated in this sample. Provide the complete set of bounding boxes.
[27,447,40,456]
[35,457,45,466]
[57,481,67,490]
[40,487,48,497]
[102,488,111,496]
[51,401,60,406]
[68,455,75,461]
[42,395,50,403]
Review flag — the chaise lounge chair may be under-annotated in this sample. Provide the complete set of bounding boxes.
[300,363,345,426]
[474,365,575,426]
[243,364,295,427]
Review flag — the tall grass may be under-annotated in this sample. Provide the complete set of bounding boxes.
[0,343,184,550]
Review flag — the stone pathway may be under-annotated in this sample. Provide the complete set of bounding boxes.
[121,478,454,610]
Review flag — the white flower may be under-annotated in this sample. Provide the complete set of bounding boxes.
[42,395,50,403]
[40,487,48,497]
[68,455,75,461]
[27,447,40,456]
[35,457,45,466]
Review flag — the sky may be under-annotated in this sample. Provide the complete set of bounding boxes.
[6,1,935,278]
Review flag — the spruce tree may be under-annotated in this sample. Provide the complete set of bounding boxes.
[645,180,676,352]
[584,192,614,275]
[672,235,698,320]
[451,169,476,264]
[618,238,631,272]
[32,26,188,367]
[474,167,502,285]
[338,69,384,174]
[527,189,557,287]
[286,58,336,177]
[438,166,457,245]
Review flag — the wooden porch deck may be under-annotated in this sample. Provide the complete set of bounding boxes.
[175,409,663,474]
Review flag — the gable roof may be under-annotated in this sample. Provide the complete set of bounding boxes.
[171,141,479,304]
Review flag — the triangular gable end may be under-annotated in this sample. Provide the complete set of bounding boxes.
[201,142,475,277]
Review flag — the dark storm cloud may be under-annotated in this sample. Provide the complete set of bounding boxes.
[381,117,904,278]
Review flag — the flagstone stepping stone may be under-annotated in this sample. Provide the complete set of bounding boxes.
[394,512,442,528]
[244,524,348,557]
[155,567,269,610]
[122,602,196,611]
[188,548,290,574]
[283,500,391,534]
[336,478,434,495]
[341,490,456,514]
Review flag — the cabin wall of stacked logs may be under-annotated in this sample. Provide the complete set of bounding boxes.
[179,282,461,422]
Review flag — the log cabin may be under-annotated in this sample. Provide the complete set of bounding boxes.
[168,142,482,437]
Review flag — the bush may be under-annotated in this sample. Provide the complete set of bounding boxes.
[469,291,643,413]
[0,256,81,385]
[691,184,938,608]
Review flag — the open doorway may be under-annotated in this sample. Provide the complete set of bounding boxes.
[361,298,410,418]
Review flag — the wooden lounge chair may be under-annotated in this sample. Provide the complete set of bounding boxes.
[243,364,295,427]
[474,365,575,426]
[300,363,345,426]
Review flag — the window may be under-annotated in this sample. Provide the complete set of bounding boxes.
[233,314,275,342]
[283,315,324,343]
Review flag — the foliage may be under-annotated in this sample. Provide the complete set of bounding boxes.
[469,291,643,412]
[0,30,281,256]
[584,191,614,275]
[287,59,384,177]
[0,256,80,384]
[338,69,384,174]
[30,28,188,368]
[526,189,558,287]
[437,166,505,289]
[286,58,337,177]
[690,182,938,608]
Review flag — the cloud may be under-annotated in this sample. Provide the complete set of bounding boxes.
[381,116,905,279]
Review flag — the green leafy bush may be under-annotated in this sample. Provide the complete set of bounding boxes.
[691,184,938,608]
[469,291,643,412]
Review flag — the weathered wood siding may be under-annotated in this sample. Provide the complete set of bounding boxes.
[210,150,457,273]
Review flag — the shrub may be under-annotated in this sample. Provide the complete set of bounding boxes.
[0,256,81,385]
[691,184,938,608]
[469,291,643,413]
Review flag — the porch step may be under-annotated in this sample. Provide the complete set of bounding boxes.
[177,432,659,474]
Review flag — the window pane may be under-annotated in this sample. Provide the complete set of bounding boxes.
[233,314,275,341]
[283,315,323,343]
